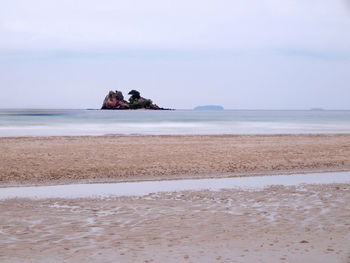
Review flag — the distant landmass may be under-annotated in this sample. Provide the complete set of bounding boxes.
[101,90,169,110]
[310,108,325,111]
[194,105,224,111]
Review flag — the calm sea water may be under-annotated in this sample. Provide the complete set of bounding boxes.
[0,109,349,137]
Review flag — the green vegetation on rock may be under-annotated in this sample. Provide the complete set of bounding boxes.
[129,99,152,109]
[128,90,141,103]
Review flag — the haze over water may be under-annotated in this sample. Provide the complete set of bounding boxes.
[0,109,349,137]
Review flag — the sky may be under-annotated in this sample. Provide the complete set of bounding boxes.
[0,0,350,109]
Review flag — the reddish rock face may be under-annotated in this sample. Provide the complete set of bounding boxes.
[101,97,130,109]
[101,91,130,110]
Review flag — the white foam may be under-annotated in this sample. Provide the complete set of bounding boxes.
[1,121,350,137]
[0,172,349,200]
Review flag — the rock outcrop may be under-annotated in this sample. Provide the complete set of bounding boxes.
[101,91,130,110]
[101,90,167,110]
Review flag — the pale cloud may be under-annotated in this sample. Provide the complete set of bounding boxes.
[0,0,349,109]
[0,0,349,51]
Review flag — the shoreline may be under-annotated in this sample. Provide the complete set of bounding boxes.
[1,134,350,186]
[1,132,350,138]
[1,168,350,188]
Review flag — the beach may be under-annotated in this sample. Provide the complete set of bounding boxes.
[1,184,349,263]
[1,134,350,262]
[2,0,350,261]
[0,134,349,185]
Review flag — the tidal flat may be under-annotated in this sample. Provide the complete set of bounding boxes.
[1,134,350,262]
[0,184,349,263]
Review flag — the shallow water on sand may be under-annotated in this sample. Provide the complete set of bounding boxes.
[1,171,349,199]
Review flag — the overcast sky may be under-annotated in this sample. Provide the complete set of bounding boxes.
[1,0,350,109]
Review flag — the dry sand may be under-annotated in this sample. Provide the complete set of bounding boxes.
[0,184,349,263]
[1,134,350,185]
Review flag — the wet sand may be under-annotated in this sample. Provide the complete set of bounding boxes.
[0,184,349,263]
[1,134,350,185]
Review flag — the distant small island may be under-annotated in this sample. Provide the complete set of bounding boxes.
[101,90,169,110]
[310,108,325,111]
[194,105,224,111]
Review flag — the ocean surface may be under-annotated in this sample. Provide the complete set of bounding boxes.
[0,109,349,137]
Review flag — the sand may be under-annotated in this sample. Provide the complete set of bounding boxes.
[0,184,349,263]
[1,134,350,185]
[1,134,350,262]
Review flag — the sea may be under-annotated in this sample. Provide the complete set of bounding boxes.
[0,109,349,137]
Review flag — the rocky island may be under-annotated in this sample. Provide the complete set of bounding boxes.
[101,90,168,110]
[194,105,224,110]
